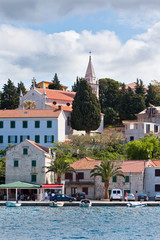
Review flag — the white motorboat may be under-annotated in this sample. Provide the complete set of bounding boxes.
[79,199,92,207]
[6,201,21,207]
[127,202,147,207]
[50,202,64,207]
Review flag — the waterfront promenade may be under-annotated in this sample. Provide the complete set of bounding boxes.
[1,200,160,206]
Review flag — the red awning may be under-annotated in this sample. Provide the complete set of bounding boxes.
[42,184,63,189]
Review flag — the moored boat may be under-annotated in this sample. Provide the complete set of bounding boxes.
[79,199,92,207]
[50,202,64,207]
[6,201,21,207]
[127,202,147,207]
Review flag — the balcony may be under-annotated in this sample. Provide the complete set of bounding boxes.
[65,179,95,185]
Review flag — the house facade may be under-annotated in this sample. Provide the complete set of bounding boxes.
[123,106,160,142]
[6,139,53,185]
[0,109,65,149]
[63,158,148,200]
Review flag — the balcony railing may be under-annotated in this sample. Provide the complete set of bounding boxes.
[65,179,95,185]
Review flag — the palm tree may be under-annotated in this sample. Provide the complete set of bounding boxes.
[23,100,36,109]
[45,151,76,184]
[90,160,124,199]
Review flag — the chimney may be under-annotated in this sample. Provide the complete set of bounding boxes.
[58,105,62,110]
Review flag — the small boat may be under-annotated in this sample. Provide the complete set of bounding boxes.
[79,199,92,207]
[127,202,147,207]
[6,201,21,207]
[50,202,64,207]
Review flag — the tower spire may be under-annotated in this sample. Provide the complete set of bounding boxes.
[85,52,96,84]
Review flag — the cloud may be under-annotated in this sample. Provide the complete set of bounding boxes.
[0,23,160,90]
[1,0,160,23]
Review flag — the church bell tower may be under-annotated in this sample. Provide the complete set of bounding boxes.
[85,52,99,99]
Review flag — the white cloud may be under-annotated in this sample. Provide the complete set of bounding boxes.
[1,0,160,23]
[0,23,160,90]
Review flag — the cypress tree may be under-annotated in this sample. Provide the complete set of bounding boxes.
[17,81,27,95]
[48,73,63,90]
[1,79,19,109]
[71,79,101,134]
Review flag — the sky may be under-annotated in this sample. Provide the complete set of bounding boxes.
[1,0,160,90]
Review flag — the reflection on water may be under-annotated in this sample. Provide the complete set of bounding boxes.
[0,206,160,240]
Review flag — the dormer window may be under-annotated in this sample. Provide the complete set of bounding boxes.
[53,101,57,105]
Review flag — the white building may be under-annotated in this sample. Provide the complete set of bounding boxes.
[123,106,160,142]
[6,139,53,185]
[0,109,66,149]
[18,55,104,137]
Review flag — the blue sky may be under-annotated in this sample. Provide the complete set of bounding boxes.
[0,0,160,90]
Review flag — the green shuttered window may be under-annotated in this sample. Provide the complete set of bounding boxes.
[35,135,40,143]
[10,121,15,128]
[14,160,18,167]
[125,176,130,183]
[23,148,28,155]
[47,121,52,128]
[44,135,54,143]
[112,176,117,182]
[35,121,40,128]
[32,160,36,167]
[0,121,3,128]
[31,175,36,182]
[23,121,28,128]
[0,136,3,143]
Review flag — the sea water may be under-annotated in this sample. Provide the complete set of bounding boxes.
[0,206,159,240]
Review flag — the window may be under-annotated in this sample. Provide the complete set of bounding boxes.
[0,136,3,144]
[65,173,73,181]
[20,135,30,142]
[35,135,40,143]
[71,187,77,195]
[35,121,40,128]
[154,125,158,133]
[155,169,160,176]
[47,121,52,128]
[14,160,18,167]
[23,148,28,155]
[146,124,150,133]
[44,135,54,143]
[76,172,84,181]
[23,121,28,128]
[32,160,36,167]
[8,136,17,144]
[10,121,15,128]
[66,103,70,106]
[67,117,70,126]
[125,176,130,183]
[130,136,134,141]
[112,176,117,182]
[155,184,160,192]
[101,177,105,183]
[0,121,3,128]
[31,175,36,182]
[82,187,88,195]
[53,101,57,105]
[135,124,138,130]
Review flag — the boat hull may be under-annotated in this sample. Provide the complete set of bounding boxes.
[6,202,21,207]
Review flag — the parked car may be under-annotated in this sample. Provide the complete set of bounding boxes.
[138,194,149,201]
[155,193,160,201]
[110,189,123,201]
[50,194,76,202]
[74,192,86,201]
[125,193,135,201]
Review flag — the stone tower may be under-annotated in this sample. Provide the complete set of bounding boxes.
[85,53,99,98]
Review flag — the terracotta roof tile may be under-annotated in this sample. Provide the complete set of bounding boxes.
[149,160,160,167]
[70,157,101,170]
[36,88,75,101]
[120,160,149,173]
[26,139,50,153]
[0,109,61,118]
[46,104,72,112]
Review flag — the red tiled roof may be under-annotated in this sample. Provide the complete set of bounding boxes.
[36,88,76,101]
[46,104,72,112]
[0,109,61,118]
[120,160,149,173]
[70,157,100,170]
[119,82,148,91]
[26,139,50,153]
[149,160,160,167]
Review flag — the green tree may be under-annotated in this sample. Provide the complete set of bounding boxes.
[126,136,160,160]
[103,107,117,125]
[71,79,101,134]
[135,79,145,95]
[71,77,83,92]
[45,150,76,184]
[48,73,63,90]
[17,81,27,96]
[1,79,19,109]
[90,160,124,199]
[146,83,160,106]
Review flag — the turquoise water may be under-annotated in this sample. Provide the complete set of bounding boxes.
[0,206,160,240]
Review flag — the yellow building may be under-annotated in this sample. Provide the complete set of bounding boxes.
[37,81,68,91]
